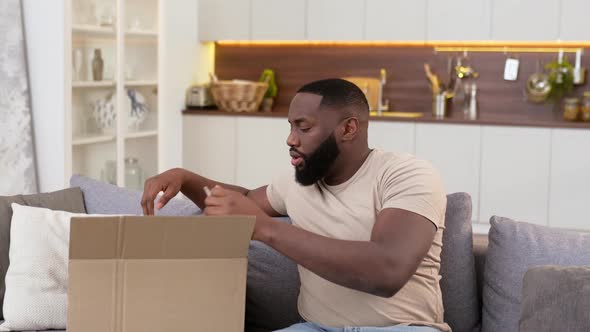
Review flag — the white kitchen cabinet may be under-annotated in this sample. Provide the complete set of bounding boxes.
[198,0,250,41]
[480,126,551,225]
[549,129,590,230]
[559,0,590,41]
[183,115,590,231]
[368,121,415,154]
[427,0,491,41]
[491,0,560,41]
[235,117,292,189]
[365,0,426,41]
[251,0,306,40]
[307,0,364,40]
[415,124,481,221]
[183,116,237,184]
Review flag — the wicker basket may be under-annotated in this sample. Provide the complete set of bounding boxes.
[210,80,269,112]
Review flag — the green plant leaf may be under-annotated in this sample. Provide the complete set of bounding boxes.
[545,58,574,103]
[259,69,278,98]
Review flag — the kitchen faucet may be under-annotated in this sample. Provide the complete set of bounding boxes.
[342,68,390,115]
[377,68,389,115]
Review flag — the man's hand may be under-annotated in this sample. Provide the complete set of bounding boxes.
[203,185,271,241]
[141,168,185,215]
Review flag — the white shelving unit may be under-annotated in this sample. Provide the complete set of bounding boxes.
[125,80,158,87]
[125,30,158,38]
[66,0,160,190]
[72,80,116,88]
[125,130,158,139]
[72,134,116,146]
[23,0,199,193]
[72,24,116,37]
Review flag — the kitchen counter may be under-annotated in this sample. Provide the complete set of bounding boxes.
[183,106,590,129]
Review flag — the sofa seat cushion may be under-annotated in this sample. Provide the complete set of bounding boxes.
[482,217,590,332]
[519,265,590,332]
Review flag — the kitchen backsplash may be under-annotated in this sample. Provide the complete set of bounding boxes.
[215,44,590,116]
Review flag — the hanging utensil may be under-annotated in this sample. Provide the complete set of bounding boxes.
[424,63,441,95]
[526,60,551,103]
[574,49,586,85]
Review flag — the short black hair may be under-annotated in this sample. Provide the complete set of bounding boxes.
[297,78,369,114]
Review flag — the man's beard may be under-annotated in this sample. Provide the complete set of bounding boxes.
[293,133,340,186]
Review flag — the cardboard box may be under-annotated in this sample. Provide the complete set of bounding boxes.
[67,215,255,332]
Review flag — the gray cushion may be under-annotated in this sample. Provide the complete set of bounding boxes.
[519,265,590,332]
[473,233,489,316]
[69,175,201,216]
[245,217,301,332]
[482,216,590,332]
[439,193,480,332]
[0,188,86,320]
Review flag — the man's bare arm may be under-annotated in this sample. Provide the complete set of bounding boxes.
[141,168,282,216]
[258,208,436,297]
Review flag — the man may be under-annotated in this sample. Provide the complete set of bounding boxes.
[141,79,449,332]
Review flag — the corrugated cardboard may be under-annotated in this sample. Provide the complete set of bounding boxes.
[67,215,255,332]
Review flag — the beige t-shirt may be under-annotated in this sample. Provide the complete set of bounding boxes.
[266,149,450,332]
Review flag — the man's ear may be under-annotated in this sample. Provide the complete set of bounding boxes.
[340,117,359,141]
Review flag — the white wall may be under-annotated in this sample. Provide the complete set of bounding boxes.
[22,0,66,192]
[159,0,211,172]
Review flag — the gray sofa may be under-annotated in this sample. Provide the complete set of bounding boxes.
[2,175,589,332]
[69,175,485,332]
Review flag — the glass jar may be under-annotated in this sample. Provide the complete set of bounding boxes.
[581,92,590,122]
[563,97,580,121]
[125,157,144,190]
[100,160,117,185]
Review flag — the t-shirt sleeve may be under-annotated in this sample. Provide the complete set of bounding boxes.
[380,159,447,229]
[265,171,293,216]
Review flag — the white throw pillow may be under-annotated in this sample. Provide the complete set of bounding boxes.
[0,203,114,331]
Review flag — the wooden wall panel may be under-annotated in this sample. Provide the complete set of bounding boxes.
[215,45,590,117]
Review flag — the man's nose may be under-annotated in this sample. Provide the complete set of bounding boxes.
[286,130,299,147]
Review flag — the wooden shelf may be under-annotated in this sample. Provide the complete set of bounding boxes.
[72,134,116,146]
[72,24,115,38]
[124,80,158,87]
[124,130,158,139]
[125,30,158,38]
[72,81,116,88]
[72,81,156,88]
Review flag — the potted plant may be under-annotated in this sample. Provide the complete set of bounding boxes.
[545,56,574,111]
[259,69,277,112]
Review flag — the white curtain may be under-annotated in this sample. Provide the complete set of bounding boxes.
[0,0,38,195]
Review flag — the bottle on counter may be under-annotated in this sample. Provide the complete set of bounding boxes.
[432,92,448,119]
[464,83,478,120]
[92,48,104,81]
[125,157,144,190]
[581,91,590,122]
[563,97,580,121]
